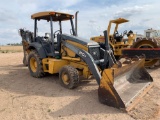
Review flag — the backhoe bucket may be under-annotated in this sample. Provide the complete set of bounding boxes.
[98,58,153,111]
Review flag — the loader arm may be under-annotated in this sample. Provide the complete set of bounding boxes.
[61,31,117,85]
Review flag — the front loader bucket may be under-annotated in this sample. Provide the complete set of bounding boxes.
[98,58,153,111]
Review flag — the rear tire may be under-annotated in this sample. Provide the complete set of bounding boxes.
[59,65,79,89]
[28,50,45,78]
[23,53,28,66]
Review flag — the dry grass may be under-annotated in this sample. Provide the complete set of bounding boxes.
[0,46,23,53]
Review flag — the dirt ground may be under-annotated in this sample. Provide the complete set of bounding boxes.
[0,46,23,53]
[0,52,160,120]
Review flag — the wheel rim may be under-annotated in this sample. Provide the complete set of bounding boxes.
[62,72,70,85]
[137,43,158,66]
[30,57,37,72]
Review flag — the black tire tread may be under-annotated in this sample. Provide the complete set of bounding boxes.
[59,65,79,89]
[28,50,45,78]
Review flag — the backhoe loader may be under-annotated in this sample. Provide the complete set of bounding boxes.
[19,11,153,111]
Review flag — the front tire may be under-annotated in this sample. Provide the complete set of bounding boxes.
[59,65,79,89]
[28,50,45,78]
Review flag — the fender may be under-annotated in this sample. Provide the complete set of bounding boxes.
[28,42,47,58]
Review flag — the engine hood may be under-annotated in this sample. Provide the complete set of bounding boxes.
[61,34,99,46]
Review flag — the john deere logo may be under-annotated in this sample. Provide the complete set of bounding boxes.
[78,51,86,57]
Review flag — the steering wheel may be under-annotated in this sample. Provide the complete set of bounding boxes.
[114,31,119,37]
[53,30,60,38]
[115,31,119,34]
[123,30,127,36]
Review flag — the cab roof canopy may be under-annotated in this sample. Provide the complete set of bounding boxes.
[31,11,74,21]
[111,18,129,24]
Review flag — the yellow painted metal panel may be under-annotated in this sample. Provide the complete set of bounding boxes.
[42,58,69,74]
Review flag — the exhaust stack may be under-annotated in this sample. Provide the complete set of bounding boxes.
[75,11,79,36]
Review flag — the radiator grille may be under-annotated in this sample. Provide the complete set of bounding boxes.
[88,47,100,60]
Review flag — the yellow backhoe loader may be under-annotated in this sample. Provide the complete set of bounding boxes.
[91,18,160,67]
[19,11,153,111]
[90,18,136,59]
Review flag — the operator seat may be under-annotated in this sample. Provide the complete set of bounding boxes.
[114,31,123,42]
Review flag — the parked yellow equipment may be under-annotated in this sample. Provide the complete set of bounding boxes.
[91,18,136,59]
[129,28,160,67]
[19,12,153,111]
[91,18,160,67]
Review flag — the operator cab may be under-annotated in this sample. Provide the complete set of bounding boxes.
[109,18,129,43]
[31,11,76,57]
[114,31,123,42]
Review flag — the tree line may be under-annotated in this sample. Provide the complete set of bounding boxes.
[6,42,22,46]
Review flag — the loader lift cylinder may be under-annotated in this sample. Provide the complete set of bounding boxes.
[103,30,117,67]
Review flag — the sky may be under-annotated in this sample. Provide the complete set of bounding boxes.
[0,0,160,45]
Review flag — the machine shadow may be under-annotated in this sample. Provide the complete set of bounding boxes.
[0,64,92,97]
[0,64,124,116]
